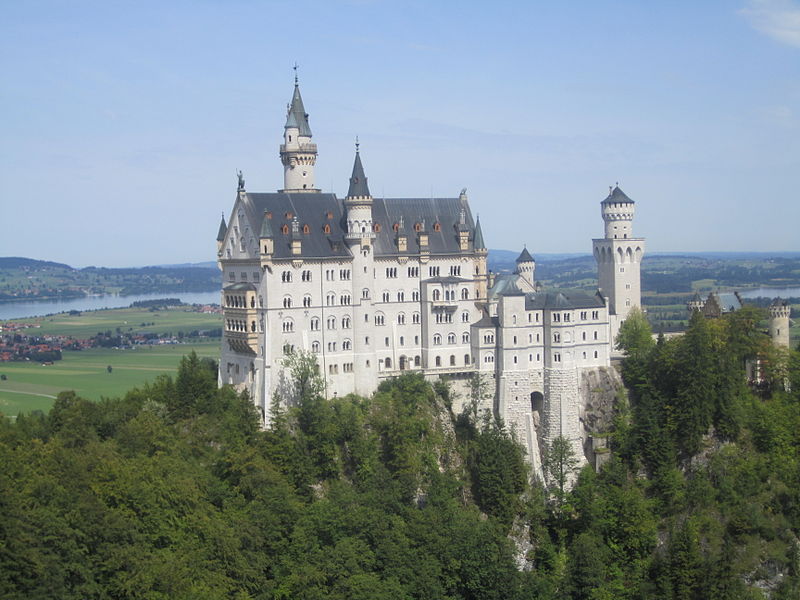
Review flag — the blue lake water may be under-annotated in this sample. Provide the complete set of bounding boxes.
[0,291,220,321]
[736,287,800,299]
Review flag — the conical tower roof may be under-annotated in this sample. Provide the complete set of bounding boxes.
[216,214,227,242]
[516,247,534,263]
[347,149,371,198]
[474,216,486,250]
[285,84,312,137]
[602,185,634,204]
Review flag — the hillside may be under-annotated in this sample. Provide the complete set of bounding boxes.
[0,257,219,301]
[2,310,800,598]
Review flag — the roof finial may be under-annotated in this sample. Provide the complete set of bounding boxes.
[236,169,245,191]
[293,62,299,85]
[355,135,360,153]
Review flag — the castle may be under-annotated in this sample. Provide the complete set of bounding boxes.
[216,77,645,470]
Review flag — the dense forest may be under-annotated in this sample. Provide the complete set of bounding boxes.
[2,308,800,598]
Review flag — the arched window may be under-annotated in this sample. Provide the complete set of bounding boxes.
[281,224,289,234]
[303,295,312,307]
[311,341,320,353]
[433,222,441,232]
[310,317,320,331]
[484,353,494,364]
[433,289,441,301]
[343,339,352,350]
[327,316,336,330]
[397,313,406,325]
[397,291,404,302]
[373,223,381,232]
[412,290,420,301]
[385,357,392,369]
[462,332,469,343]
[433,334,442,345]
[412,312,420,324]
[342,316,351,329]
[282,319,294,333]
[283,296,292,308]
[447,333,456,344]
[382,291,390,302]
[414,222,422,232]
[323,223,331,234]
[327,292,335,306]
[461,288,469,300]
[375,313,385,326]
[435,356,442,367]
[462,311,470,323]
[414,355,421,366]
[464,354,470,365]
[302,224,310,234]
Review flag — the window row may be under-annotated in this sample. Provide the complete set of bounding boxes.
[432,332,470,345]
[225,294,255,309]
[226,319,257,332]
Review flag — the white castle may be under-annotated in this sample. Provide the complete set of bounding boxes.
[216,78,645,470]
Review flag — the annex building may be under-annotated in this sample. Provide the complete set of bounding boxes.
[216,78,645,470]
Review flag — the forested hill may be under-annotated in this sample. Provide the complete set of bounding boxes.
[0,257,218,299]
[2,307,800,598]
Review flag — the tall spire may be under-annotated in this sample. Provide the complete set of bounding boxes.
[285,80,312,137]
[216,213,227,242]
[474,215,486,250]
[347,142,370,198]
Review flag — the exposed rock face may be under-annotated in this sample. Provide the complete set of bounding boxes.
[579,365,624,470]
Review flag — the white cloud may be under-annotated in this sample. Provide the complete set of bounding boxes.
[740,0,800,47]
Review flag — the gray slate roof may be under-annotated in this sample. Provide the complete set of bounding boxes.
[489,274,525,298]
[525,289,606,310]
[242,191,481,260]
[285,85,312,137]
[217,215,227,242]
[602,185,634,205]
[347,151,370,198]
[516,247,534,263]
[474,216,486,250]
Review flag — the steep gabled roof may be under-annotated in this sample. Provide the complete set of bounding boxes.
[259,212,274,238]
[524,289,606,310]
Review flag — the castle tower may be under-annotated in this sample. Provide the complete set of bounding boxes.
[769,299,791,348]
[280,75,318,193]
[592,185,645,342]
[216,213,227,256]
[344,144,378,394]
[515,247,535,291]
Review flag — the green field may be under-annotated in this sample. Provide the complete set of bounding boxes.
[0,342,220,417]
[14,306,221,338]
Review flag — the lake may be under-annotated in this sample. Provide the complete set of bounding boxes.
[737,287,800,299]
[0,291,221,321]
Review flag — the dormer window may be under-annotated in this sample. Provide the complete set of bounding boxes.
[326,211,333,219]
[285,212,293,219]
[414,222,422,232]
[303,224,310,234]
[373,223,381,233]
[433,222,441,232]
[281,224,289,235]
[323,224,331,234]
[393,222,399,232]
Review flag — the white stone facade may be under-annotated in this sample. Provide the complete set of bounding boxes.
[216,81,645,469]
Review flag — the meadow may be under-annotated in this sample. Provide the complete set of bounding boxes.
[1,306,223,416]
[0,342,220,416]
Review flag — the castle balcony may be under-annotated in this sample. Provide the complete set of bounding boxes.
[280,143,317,154]
[224,330,258,355]
[431,299,458,310]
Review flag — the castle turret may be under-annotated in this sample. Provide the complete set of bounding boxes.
[343,143,377,394]
[515,246,535,291]
[216,213,227,256]
[280,74,318,192]
[592,185,645,343]
[769,299,791,348]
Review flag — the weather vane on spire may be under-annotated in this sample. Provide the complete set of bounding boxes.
[355,135,360,153]
[293,62,299,85]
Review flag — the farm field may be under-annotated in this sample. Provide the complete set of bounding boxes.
[12,305,221,338]
[0,342,220,417]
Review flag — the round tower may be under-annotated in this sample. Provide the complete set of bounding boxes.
[280,74,318,193]
[592,185,645,343]
[769,299,791,348]
[601,185,636,239]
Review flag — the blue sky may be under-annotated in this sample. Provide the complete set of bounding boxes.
[1,0,798,267]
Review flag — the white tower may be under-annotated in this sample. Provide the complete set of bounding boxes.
[769,299,791,348]
[280,74,318,193]
[592,185,645,343]
[344,144,378,394]
[514,247,536,292]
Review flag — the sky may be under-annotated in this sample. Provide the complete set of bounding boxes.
[1,0,799,267]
